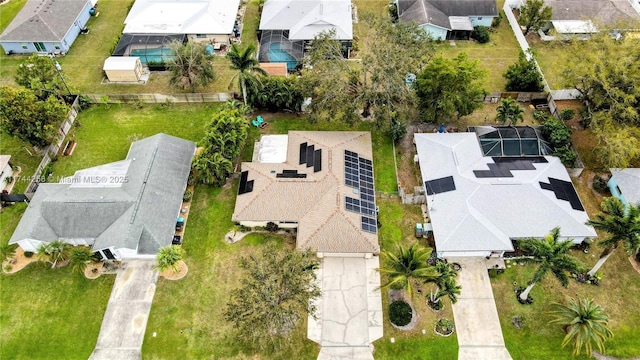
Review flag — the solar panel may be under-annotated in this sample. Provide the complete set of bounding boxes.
[425,176,456,195]
[314,149,322,172]
[299,142,307,165]
[361,216,377,234]
[539,178,585,211]
[306,145,314,167]
[238,171,253,195]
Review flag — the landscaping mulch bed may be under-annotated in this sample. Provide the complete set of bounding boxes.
[2,247,38,274]
[159,260,188,280]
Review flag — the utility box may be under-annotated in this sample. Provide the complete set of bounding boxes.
[415,223,423,238]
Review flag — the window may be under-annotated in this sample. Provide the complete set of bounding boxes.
[54,45,60,50]
[196,34,207,38]
[21,43,28,50]
[478,17,483,20]
[33,42,46,52]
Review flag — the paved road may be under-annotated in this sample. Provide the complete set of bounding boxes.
[89,260,158,360]
[449,257,512,360]
[309,257,383,360]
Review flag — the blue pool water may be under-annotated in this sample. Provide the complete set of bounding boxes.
[268,42,297,70]
[130,47,173,64]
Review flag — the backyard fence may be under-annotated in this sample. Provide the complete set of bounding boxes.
[483,92,548,103]
[83,92,235,104]
[25,96,80,197]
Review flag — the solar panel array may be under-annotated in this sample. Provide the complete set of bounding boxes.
[539,177,585,211]
[238,171,254,195]
[299,142,322,172]
[344,150,377,234]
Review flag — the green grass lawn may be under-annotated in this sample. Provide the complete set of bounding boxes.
[530,39,573,90]
[0,133,43,193]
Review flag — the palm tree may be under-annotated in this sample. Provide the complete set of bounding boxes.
[37,240,71,268]
[548,297,613,356]
[156,245,184,272]
[168,41,216,92]
[69,247,94,274]
[192,151,233,186]
[518,227,583,301]
[378,243,439,298]
[586,197,640,276]
[495,98,525,126]
[226,43,267,105]
[0,243,17,263]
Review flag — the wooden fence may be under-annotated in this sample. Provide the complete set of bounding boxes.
[83,92,235,104]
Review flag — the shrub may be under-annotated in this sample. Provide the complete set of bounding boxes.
[389,300,413,326]
[559,108,576,121]
[187,173,196,186]
[492,11,504,27]
[553,146,578,167]
[533,110,549,123]
[435,318,454,335]
[24,251,34,258]
[388,3,398,22]
[265,222,279,232]
[503,52,544,92]
[183,190,193,202]
[471,26,490,43]
[592,174,609,193]
[511,315,525,329]
[542,118,571,148]
[388,119,407,143]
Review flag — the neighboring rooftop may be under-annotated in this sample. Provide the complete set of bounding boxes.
[123,0,240,34]
[259,0,354,40]
[232,131,379,254]
[397,0,497,30]
[9,134,195,256]
[0,0,89,42]
[415,132,596,255]
[610,168,640,205]
[545,0,640,27]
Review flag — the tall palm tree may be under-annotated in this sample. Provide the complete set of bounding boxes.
[226,43,268,105]
[168,41,216,92]
[548,297,613,356]
[495,98,525,126]
[586,197,640,276]
[518,227,583,301]
[378,243,439,298]
[156,245,184,272]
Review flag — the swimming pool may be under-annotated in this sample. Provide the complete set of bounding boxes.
[268,42,298,70]
[130,47,173,64]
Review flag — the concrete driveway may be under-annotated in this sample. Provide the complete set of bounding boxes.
[309,257,383,360]
[449,257,512,360]
[89,260,158,360]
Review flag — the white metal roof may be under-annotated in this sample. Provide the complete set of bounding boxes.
[123,0,240,34]
[103,56,140,71]
[551,20,598,34]
[610,168,640,205]
[449,16,474,31]
[259,0,353,40]
[415,132,596,253]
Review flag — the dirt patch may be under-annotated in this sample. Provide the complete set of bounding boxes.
[159,260,188,280]
[85,261,104,279]
[2,247,39,274]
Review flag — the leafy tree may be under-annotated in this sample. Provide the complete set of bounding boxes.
[0,86,68,147]
[168,41,216,92]
[224,244,320,351]
[518,227,583,301]
[415,53,486,124]
[192,152,233,186]
[0,243,17,263]
[586,197,640,276]
[519,0,552,34]
[378,243,439,298]
[247,75,304,111]
[227,43,267,106]
[156,245,184,272]
[548,297,613,356]
[495,98,524,126]
[15,54,63,99]
[388,118,407,143]
[69,247,94,274]
[504,52,544,92]
[471,26,490,43]
[542,118,571,148]
[201,107,249,161]
[37,240,72,268]
[553,146,578,167]
[592,124,640,169]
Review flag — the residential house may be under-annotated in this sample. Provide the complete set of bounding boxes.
[1,155,14,189]
[608,168,640,207]
[258,0,353,70]
[0,0,93,55]
[232,131,383,358]
[397,0,498,40]
[415,131,596,258]
[9,134,196,260]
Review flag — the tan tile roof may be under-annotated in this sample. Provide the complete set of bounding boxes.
[232,131,379,254]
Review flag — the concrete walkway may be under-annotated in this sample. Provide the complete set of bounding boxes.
[89,260,159,360]
[449,257,512,360]
[309,257,383,360]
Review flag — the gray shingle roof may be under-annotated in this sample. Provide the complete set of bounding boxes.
[546,0,640,25]
[10,134,195,256]
[0,0,90,42]
[398,0,497,30]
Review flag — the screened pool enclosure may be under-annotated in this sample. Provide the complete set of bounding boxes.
[258,31,304,71]
[469,126,554,157]
[112,34,185,65]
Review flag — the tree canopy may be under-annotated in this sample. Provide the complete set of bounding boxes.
[504,52,545,92]
[495,98,525,126]
[0,86,68,147]
[15,54,63,99]
[379,243,439,298]
[415,53,486,124]
[168,41,216,92]
[519,0,552,34]
[224,244,320,351]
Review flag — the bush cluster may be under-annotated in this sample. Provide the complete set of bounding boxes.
[389,300,412,326]
[471,26,490,43]
[247,76,304,112]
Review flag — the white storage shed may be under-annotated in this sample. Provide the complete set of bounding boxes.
[103,56,143,82]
